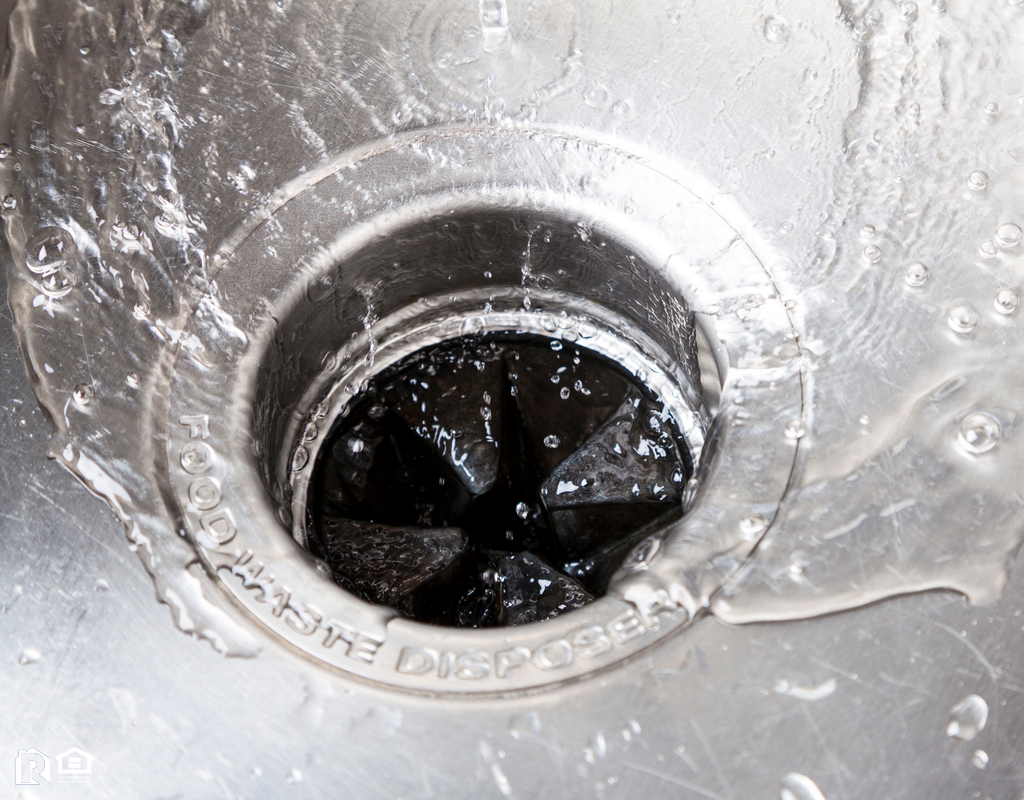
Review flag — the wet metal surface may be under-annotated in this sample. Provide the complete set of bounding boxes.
[3,0,1024,795]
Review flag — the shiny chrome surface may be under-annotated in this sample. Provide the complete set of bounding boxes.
[3,0,1024,795]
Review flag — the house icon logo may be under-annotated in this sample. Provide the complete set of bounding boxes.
[56,747,93,783]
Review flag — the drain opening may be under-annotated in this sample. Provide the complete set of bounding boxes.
[303,333,694,628]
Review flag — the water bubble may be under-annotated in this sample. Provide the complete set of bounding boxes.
[133,301,151,319]
[40,266,76,298]
[560,387,570,400]
[860,224,876,238]
[739,514,769,541]
[2,194,16,210]
[73,383,94,407]
[126,372,141,388]
[995,223,1022,247]
[862,244,882,263]
[971,749,989,770]
[958,412,1001,454]
[979,241,998,259]
[122,222,140,240]
[931,0,946,11]
[543,434,560,448]
[18,648,41,665]
[286,768,304,784]
[763,15,791,42]
[946,694,988,741]
[784,419,806,440]
[947,305,979,334]
[516,502,530,520]
[779,772,826,800]
[0,143,10,158]
[905,262,929,286]
[899,0,919,19]
[550,340,562,351]
[859,414,871,426]
[302,422,318,442]
[25,226,75,273]
[984,102,999,116]
[995,288,1019,314]
[291,445,309,471]
[968,170,989,191]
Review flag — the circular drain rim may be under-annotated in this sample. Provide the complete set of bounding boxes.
[291,298,705,627]
[164,128,804,694]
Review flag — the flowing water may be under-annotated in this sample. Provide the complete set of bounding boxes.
[2,0,1023,657]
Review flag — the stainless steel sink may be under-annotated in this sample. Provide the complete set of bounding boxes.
[3,0,1024,796]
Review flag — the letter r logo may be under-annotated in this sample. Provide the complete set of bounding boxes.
[15,748,51,785]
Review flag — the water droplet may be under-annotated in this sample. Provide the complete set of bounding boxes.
[931,0,946,11]
[859,414,871,426]
[995,287,1019,315]
[860,224,876,238]
[740,514,769,541]
[784,419,806,440]
[947,305,979,334]
[543,434,560,448]
[302,422,318,442]
[763,15,791,42]
[862,244,882,263]
[946,694,988,741]
[122,222,140,240]
[971,749,989,770]
[968,170,989,191]
[779,772,827,800]
[286,767,304,784]
[985,102,999,116]
[980,241,998,259]
[315,559,332,578]
[133,300,151,319]
[0,143,10,158]
[995,223,1023,247]
[126,372,141,388]
[560,387,570,400]
[25,227,75,274]
[958,412,1001,454]
[73,383,94,407]
[900,0,919,19]
[516,502,530,520]
[509,711,542,740]
[2,194,16,210]
[905,262,929,286]
[291,445,309,471]
[18,648,41,665]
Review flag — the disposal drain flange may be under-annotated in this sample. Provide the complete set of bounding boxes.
[164,129,802,693]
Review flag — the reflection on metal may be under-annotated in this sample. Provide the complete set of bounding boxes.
[2,0,1024,795]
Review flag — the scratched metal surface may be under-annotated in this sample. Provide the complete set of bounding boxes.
[4,0,1024,796]
[4,295,1024,797]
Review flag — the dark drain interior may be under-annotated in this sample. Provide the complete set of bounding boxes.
[306,334,691,628]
